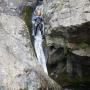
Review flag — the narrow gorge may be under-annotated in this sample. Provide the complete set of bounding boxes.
[0,0,90,90]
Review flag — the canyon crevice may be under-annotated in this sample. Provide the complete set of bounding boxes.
[0,0,62,90]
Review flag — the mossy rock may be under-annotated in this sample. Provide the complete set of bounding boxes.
[56,72,90,86]
[22,6,33,29]
[22,6,33,43]
[78,42,89,49]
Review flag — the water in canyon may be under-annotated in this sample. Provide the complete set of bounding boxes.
[34,30,48,74]
[32,0,48,74]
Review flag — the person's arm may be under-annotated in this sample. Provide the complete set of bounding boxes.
[32,16,37,24]
[41,17,44,22]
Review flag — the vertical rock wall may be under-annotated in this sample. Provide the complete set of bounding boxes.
[44,0,90,88]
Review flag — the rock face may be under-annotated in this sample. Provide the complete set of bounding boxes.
[0,0,62,90]
[0,13,40,90]
[0,14,62,90]
[0,0,37,16]
[44,0,90,87]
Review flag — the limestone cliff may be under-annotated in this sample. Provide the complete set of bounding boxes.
[44,0,90,88]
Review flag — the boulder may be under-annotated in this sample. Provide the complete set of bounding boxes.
[44,0,90,87]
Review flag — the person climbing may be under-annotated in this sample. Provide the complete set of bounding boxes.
[32,10,45,39]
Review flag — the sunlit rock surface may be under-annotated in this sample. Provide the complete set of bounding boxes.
[0,0,37,15]
[0,13,41,90]
[45,0,90,56]
[0,0,40,89]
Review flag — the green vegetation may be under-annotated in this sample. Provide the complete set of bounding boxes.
[22,6,33,30]
[78,42,89,49]
[57,72,90,86]
[22,6,34,44]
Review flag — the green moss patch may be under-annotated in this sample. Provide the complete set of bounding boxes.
[22,6,34,44]
[78,42,89,49]
[22,6,33,30]
[56,72,90,86]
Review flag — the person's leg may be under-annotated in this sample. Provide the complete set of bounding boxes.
[32,23,35,35]
[40,24,43,36]
[40,24,45,39]
[34,29,37,36]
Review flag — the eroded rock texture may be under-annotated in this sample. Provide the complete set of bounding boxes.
[0,0,37,15]
[0,13,40,90]
[44,0,90,88]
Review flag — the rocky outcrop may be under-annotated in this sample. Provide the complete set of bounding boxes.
[0,0,37,16]
[44,0,90,88]
[0,13,39,90]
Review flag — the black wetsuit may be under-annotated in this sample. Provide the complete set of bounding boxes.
[32,16,44,36]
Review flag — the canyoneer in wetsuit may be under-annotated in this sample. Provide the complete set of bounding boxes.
[32,10,45,39]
